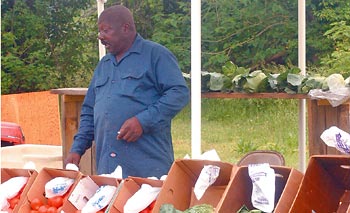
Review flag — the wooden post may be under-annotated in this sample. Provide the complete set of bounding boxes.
[51,88,95,175]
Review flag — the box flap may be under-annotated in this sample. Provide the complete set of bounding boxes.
[290,155,350,212]
[111,179,141,213]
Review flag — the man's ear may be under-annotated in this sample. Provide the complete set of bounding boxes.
[122,23,130,32]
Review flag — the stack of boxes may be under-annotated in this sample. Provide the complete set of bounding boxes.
[1,155,349,212]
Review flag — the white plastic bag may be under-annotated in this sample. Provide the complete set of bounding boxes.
[0,176,28,211]
[81,185,117,213]
[309,87,350,107]
[99,165,123,179]
[320,126,350,154]
[124,184,161,213]
[248,163,275,213]
[193,165,220,200]
[45,177,74,198]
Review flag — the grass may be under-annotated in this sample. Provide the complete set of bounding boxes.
[171,98,306,169]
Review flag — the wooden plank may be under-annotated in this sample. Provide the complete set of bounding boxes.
[317,99,350,106]
[201,92,309,99]
[63,95,85,103]
[308,100,327,156]
[60,94,94,175]
[51,88,87,95]
[324,106,340,155]
[339,104,350,132]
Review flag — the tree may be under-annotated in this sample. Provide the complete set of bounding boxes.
[2,0,349,94]
[1,0,97,94]
[312,0,350,77]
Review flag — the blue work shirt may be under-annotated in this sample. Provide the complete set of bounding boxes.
[70,34,189,178]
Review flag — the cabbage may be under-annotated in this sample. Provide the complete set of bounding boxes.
[324,73,345,91]
[243,70,267,93]
[346,76,350,87]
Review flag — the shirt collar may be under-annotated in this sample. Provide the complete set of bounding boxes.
[101,34,143,62]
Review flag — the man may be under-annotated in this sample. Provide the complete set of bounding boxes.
[64,5,189,178]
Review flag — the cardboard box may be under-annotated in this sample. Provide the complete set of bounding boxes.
[152,159,236,212]
[1,168,38,212]
[17,167,82,212]
[290,155,350,212]
[109,176,163,213]
[62,174,120,212]
[216,165,303,213]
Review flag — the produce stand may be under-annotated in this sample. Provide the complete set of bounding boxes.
[51,88,349,175]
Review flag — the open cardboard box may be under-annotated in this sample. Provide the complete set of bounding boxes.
[152,159,236,212]
[290,155,350,212]
[216,165,303,213]
[17,167,82,212]
[108,176,163,213]
[1,168,38,212]
[62,174,121,212]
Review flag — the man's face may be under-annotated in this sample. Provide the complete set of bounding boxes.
[98,21,124,55]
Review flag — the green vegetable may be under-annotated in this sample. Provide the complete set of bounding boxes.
[237,205,263,213]
[324,73,345,91]
[159,204,215,213]
[345,76,350,87]
[183,204,215,213]
[243,70,267,93]
[159,204,183,213]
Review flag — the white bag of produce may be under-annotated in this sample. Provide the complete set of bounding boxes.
[248,163,275,213]
[81,185,117,213]
[45,177,74,198]
[124,184,161,213]
[0,176,28,211]
[320,126,350,154]
[194,165,220,200]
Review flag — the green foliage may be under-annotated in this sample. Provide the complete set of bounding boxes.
[312,1,350,77]
[201,0,299,71]
[2,0,350,94]
[320,21,350,77]
[1,0,97,94]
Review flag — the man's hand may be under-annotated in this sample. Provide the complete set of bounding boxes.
[117,116,143,142]
[64,152,81,169]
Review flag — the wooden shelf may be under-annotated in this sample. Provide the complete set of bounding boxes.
[51,88,88,96]
[201,92,310,99]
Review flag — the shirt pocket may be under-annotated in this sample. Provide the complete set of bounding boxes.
[94,76,109,103]
[120,68,147,97]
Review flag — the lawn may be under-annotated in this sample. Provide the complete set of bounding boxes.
[171,98,306,169]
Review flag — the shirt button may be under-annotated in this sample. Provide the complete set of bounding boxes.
[111,80,115,83]
[110,152,117,158]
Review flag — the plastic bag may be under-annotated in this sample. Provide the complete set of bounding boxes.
[193,165,220,200]
[124,183,161,213]
[248,163,275,213]
[320,126,350,154]
[0,176,28,211]
[81,185,117,213]
[45,177,74,198]
[308,87,350,107]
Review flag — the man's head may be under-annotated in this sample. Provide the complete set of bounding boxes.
[97,5,137,58]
